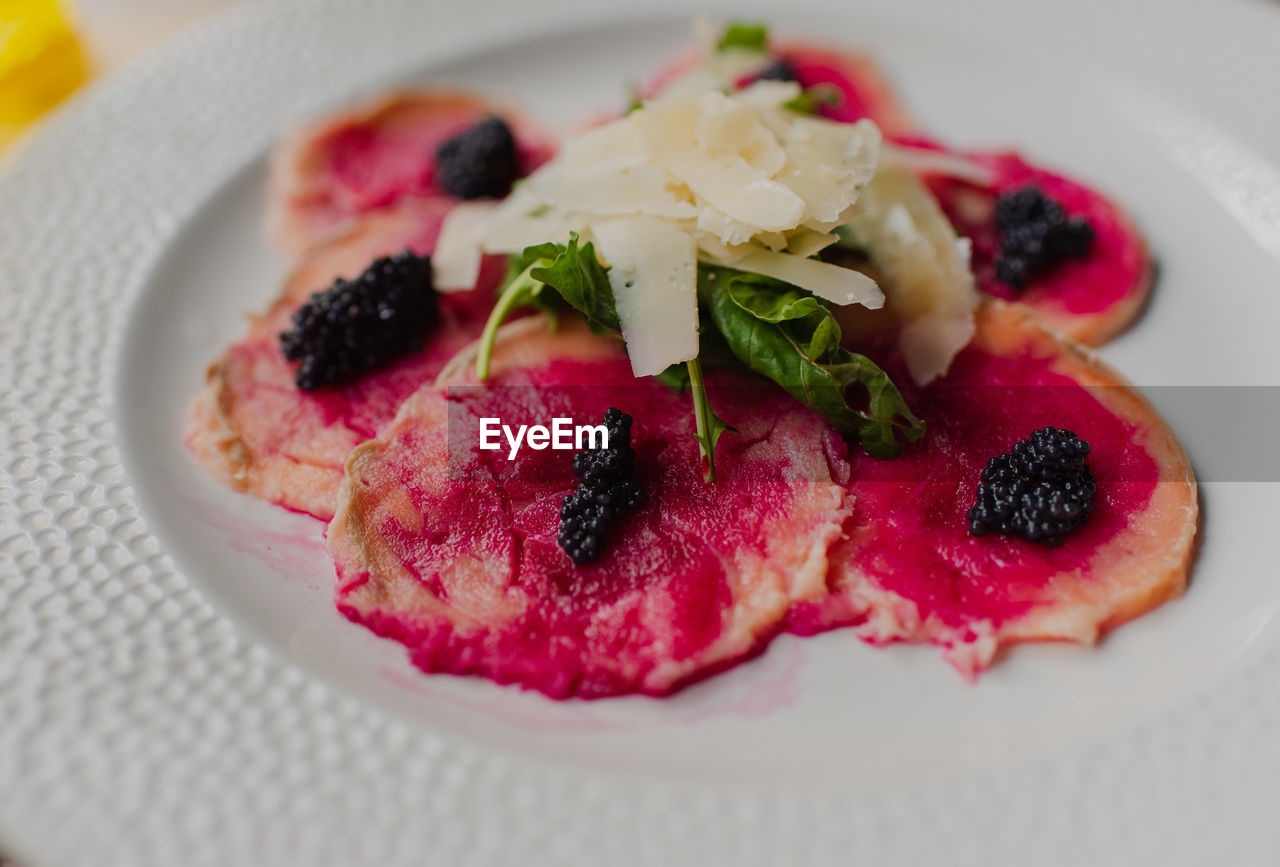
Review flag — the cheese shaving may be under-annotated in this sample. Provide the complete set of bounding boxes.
[843,167,979,384]
[432,201,497,291]
[433,76,887,374]
[593,217,699,377]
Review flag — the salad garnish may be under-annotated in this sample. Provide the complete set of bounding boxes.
[716,21,769,53]
[448,20,1001,479]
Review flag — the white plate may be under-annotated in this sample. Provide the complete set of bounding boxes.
[3,0,1280,864]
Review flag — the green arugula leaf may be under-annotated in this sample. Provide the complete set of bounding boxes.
[655,364,690,391]
[528,233,620,331]
[714,275,826,323]
[698,265,925,458]
[782,84,843,114]
[475,234,618,379]
[501,240,560,282]
[479,236,918,481]
[717,21,769,53]
[685,357,736,482]
[475,258,558,379]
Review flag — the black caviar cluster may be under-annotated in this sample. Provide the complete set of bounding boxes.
[993,186,1095,290]
[558,408,646,565]
[967,427,1096,547]
[435,116,521,200]
[754,58,799,83]
[279,251,437,391]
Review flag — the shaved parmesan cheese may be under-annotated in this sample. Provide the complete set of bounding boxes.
[757,230,790,252]
[480,187,588,254]
[844,167,979,383]
[776,116,880,224]
[786,229,838,259]
[899,310,977,386]
[480,80,881,288]
[695,234,753,266]
[591,217,699,377]
[527,162,696,219]
[735,80,803,112]
[556,118,649,169]
[649,64,726,104]
[733,249,884,309]
[470,66,894,379]
[638,96,805,231]
[697,207,758,246]
[483,210,588,255]
[432,202,496,292]
[694,91,787,176]
[881,143,996,187]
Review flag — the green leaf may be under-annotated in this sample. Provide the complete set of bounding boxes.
[686,357,736,482]
[782,84,843,114]
[475,259,559,379]
[655,364,690,391]
[714,273,825,323]
[717,21,769,53]
[500,241,553,283]
[476,234,621,379]
[698,265,925,458]
[529,233,620,331]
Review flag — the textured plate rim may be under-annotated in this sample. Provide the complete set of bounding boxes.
[3,0,1280,864]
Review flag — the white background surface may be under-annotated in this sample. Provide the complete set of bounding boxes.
[2,0,1280,865]
[75,0,253,70]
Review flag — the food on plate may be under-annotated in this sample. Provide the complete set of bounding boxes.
[328,318,852,698]
[188,21,1198,696]
[279,249,440,391]
[790,302,1196,675]
[641,23,916,138]
[557,407,648,565]
[649,24,1150,345]
[186,198,507,519]
[266,91,556,255]
[922,151,1152,345]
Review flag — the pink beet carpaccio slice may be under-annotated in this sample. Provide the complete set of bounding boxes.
[791,301,1198,675]
[186,198,509,520]
[920,148,1153,346]
[267,90,557,256]
[328,318,854,699]
[769,40,917,137]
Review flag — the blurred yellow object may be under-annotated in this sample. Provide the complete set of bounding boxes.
[1,0,91,151]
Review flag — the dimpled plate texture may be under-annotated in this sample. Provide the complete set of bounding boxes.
[3,0,1280,865]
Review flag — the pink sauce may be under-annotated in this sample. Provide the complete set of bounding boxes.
[337,356,851,699]
[830,341,1159,630]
